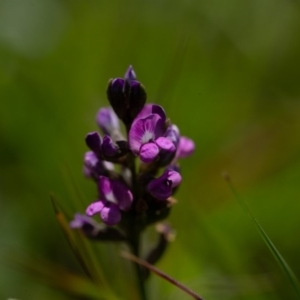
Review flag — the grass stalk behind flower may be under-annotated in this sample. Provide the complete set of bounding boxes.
[50,194,120,300]
[224,173,300,299]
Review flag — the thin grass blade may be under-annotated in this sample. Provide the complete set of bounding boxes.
[50,193,119,299]
[3,248,114,299]
[50,193,95,280]
[224,173,300,299]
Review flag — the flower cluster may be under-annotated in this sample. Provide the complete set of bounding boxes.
[71,66,194,239]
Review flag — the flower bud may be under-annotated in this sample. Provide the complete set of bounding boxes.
[106,66,146,127]
[124,65,136,83]
[101,135,129,159]
[96,107,119,135]
[106,78,128,121]
[85,132,102,156]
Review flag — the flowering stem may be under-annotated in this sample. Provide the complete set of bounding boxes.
[130,234,147,300]
[126,151,147,300]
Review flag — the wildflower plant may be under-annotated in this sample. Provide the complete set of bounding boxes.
[70,66,195,299]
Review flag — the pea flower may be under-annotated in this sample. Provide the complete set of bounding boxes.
[147,169,182,200]
[129,113,176,163]
[86,176,133,226]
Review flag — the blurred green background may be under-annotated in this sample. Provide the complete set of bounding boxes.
[1,0,300,299]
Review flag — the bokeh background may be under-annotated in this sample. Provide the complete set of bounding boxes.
[1,0,300,299]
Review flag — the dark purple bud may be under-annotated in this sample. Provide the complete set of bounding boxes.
[101,135,120,157]
[96,107,119,135]
[107,78,128,121]
[101,135,129,158]
[124,65,136,83]
[127,80,147,122]
[85,132,102,156]
[107,67,147,127]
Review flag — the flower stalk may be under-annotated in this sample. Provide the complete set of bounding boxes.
[70,66,195,299]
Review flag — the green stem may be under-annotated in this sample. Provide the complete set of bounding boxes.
[126,149,147,300]
[130,235,147,300]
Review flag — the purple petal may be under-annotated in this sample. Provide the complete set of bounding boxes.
[164,124,180,147]
[107,78,127,120]
[98,176,113,198]
[129,114,164,154]
[124,65,136,83]
[147,177,172,200]
[101,135,119,157]
[177,136,195,158]
[147,169,182,200]
[136,104,166,121]
[84,151,98,169]
[85,132,102,155]
[112,180,133,211]
[103,161,115,171]
[139,143,159,163]
[155,137,176,152]
[86,200,105,216]
[96,107,119,135]
[100,203,121,226]
[70,213,98,231]
[111,78,124,90]
[83,151,114,178]
[127,81,147,121]
[166,169,182,188]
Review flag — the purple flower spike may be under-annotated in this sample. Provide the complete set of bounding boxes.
[86,176,133,225]
[86,132,102,156]
[96,107,119,135]
[176,136,195,158]
[147,169,182,200]
[124,65,136,83]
